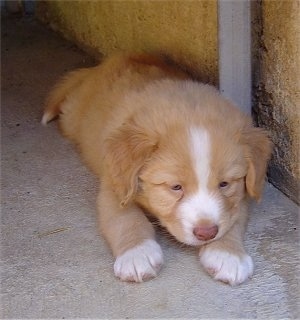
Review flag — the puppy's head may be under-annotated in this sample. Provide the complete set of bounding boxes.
[104,91,272,246]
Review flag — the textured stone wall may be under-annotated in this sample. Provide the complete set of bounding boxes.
[36,0,218,84]
[253,0,299,203]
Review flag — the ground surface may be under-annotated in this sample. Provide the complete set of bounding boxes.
[1,14,299,319]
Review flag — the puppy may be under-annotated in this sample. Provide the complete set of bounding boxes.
[42,53,272,285]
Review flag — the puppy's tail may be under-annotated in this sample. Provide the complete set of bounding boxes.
[41,68,90,125]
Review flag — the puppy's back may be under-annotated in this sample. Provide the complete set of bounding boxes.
[42,53,189,173]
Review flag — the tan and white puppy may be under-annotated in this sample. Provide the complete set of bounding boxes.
[42,53,272,285]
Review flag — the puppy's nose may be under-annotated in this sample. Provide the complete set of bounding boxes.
[193,225,218,241]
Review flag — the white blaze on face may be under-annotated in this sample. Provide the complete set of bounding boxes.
[178,127,222,245]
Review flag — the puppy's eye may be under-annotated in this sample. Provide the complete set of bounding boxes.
[171,184,182,191]
[219,181,229,188]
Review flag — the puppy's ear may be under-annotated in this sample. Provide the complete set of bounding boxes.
[243,126,272,201]
[104,120,157,207]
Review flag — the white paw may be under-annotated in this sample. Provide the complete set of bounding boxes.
[199,248,253,286]
[114,239,163,282]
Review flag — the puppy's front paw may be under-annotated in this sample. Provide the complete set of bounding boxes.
[199,248,253,286]
[114,239,163,282]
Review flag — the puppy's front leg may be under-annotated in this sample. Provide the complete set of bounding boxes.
[97,187,163,282]
[199,211,253,286]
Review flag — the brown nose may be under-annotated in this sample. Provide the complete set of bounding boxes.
[193,225,218,241]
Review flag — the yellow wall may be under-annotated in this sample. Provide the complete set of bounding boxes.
[254,0,300,203]
[37,0,299,203]
[37,0,218,84]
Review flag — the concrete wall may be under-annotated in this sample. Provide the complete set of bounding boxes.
[36,0,218,84]
[253,0,299,203]
[36,0,299,203]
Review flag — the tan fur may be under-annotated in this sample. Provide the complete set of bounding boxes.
[43,53,272,283]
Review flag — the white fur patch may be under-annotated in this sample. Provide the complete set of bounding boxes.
[177,128,222,245]
[41,112,51,125]
[114,240,163,282]
[190,127,211,189]
[199,247,254,285]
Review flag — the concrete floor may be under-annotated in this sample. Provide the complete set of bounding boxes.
[1,14,299,319]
